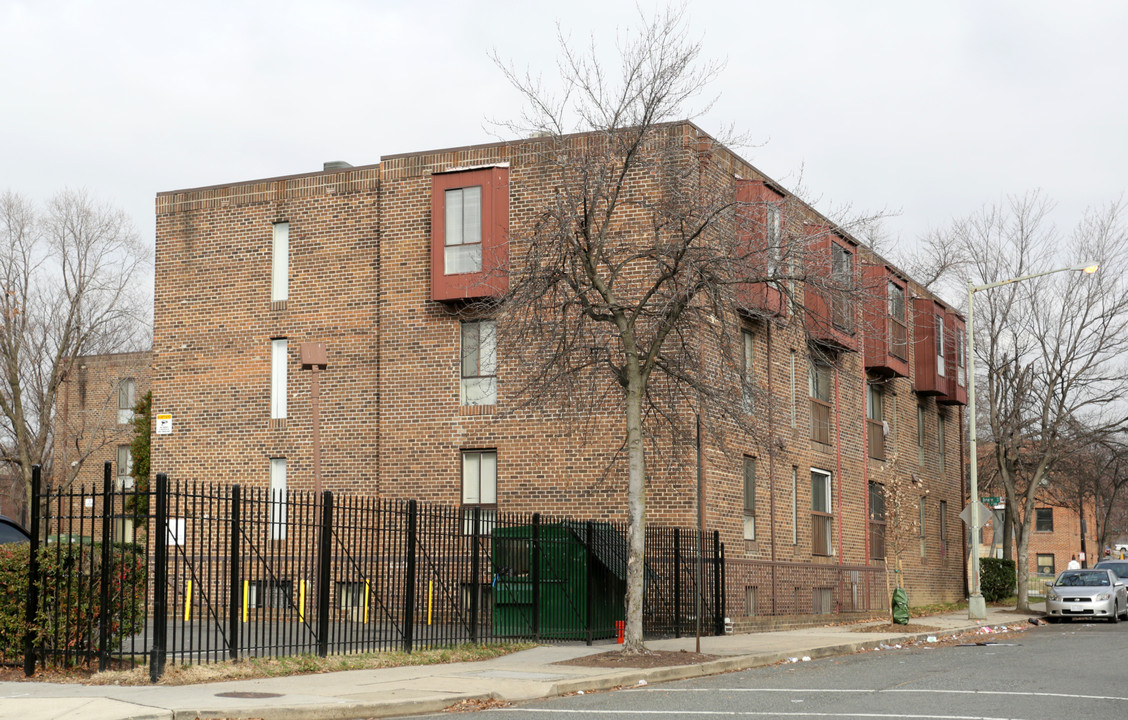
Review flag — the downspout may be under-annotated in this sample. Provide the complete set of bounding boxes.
[834,364,845,596]
[767,321,777,616]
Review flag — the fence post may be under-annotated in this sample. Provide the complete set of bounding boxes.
[403,499,418,653]
[23,465,42,677]
[531,513,540,642]
[585,521,594,646]
[712,531,723,636]
[317,491,334,658]
[673,528,681,639]
[227,485,242,662]
[468,507,481,644]
[149,473,169,683]
[98,461,113,672]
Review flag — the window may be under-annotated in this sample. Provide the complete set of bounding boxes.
[116,445,134,490]
[248,579,293,609]
[917,403,926,465]
[919,496,927,558]
[811,469,833,556]
[271,338,287,420]
[888,281,907,360]
[745,586,757,616]
[461,320,497,406]
[444,186,482,274]
[935,314,946,377]
[766,205,782,277]
[789,350,797,428]
[118,378,136,424]
[869,481,886,560]
[956,326,966,387]
[866,383,884,460]
[937,413,946,470]
[270,458,287,540]
[742,330,755,413]
[1036,508,1054,532]
[743,456,756,540]
[1036,554,1055,575]
[272,222,289,304]
[830,243,854,331]
[809,362,832,445]
[791,466,798,545]
[462,450,497,534]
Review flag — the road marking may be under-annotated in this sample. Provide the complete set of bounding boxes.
[644,688,1128,702]
[505,710,1025,719]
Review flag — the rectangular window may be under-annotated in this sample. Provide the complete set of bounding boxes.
[809,362,832,444]
[866,383,884,460]
[869,481,886,560]
[766,205,782,277]
[811,469,833,556]
[888,281,907,360]
[271,338,288,420]
[462,450,497,534]
[935,314,946,377]
[789,350,797,428]
[1035,508,1054,532]
[272,222,289,303]
[743,456,756,540]
[791,466,798,545]
[444,186,482,274]
[270,457,287,540]
[742,330,755,413]
[118,378,136,424]
[116,445,134,490]
[956,326,966,387]
[938,413,946,471]
[830,243,854,331]
[919,496,927,558]
[461,320,497,405]
[917,403,926,465]
[1036,554,1055,575]
[940,500,948,543]
[745,586,757,616]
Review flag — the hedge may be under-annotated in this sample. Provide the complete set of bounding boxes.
[981,557,1017,602]
[0,542,147,663]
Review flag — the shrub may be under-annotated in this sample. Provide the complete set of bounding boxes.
[981,557,1017,602]
[0,542,147,664]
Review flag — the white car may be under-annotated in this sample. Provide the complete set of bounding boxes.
[1045,569,1128,622]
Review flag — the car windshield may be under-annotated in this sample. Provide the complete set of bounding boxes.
[1096,562,1128,579]
[1056,571,1110,587]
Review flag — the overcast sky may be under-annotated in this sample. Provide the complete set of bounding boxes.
[3,0,1126,302]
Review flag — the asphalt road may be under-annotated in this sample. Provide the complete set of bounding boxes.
[432,619,1128,720]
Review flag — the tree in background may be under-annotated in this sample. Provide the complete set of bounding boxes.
[0,190,149,523]
[125,390,152,521]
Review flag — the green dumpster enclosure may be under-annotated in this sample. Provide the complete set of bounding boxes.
[492,522,627,640]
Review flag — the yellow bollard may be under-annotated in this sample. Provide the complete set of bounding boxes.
[184,580,193,622]
[242,580,249,622]
[428,580,433,625]
[299,579,306,623]
[364,580,370,624]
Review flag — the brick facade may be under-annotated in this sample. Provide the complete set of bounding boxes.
[151,123,968,615]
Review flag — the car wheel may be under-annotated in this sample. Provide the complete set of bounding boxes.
[1111,605,1120,623]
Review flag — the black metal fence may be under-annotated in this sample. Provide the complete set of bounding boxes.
[23,465,725,680]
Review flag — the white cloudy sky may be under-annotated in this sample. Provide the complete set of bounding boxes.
[3,0,1126,295]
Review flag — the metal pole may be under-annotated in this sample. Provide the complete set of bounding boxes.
[23,465,42,677]
[696,413,704,654]
[228,485,242,661]
[317,491,333,657]
[98,462,113,672]
[966,281,986,620]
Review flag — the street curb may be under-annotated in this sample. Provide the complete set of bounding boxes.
[175,623,1021,720]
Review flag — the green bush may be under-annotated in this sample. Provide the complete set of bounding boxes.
[981,557,1017,602]
[0,542,147,663]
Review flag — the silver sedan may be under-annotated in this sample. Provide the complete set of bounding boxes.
[1045,568,1128,622]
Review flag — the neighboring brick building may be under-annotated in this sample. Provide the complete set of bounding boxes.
[152,122,969,616]
[980,501,1097,576]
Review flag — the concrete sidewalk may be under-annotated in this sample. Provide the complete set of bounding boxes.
[0,608,1032,720]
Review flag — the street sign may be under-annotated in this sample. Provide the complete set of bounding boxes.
[960,501,993,529]
[979,496,1001,506]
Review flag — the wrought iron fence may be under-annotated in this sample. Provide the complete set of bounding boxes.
[23,466,725,681]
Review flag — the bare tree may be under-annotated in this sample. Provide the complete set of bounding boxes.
[880,473,926,610]
[947,192,1128,610]
[1045,433,1128,560]
[490,7,881,651]
[0,189,150,523]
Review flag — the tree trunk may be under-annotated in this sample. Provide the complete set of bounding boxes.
[622,375,648,653]
[1014,521,1030,612]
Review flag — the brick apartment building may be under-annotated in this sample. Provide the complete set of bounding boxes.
[150,122,969,617]
[979,501,1098,576]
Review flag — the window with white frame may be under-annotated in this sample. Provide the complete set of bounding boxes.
[272,222,289,303]
[742,329,755,413]
[270,457,287,540]
[116,445,134,490]
[444,186,482,274]
[743,456,756,540]
[917,403,926,464]
[956,326,966,387]
[766,205,782,277]
[938,412,946,470]
[118,378,136,424]
[460,320,497,405]
[271,338,288,419]
[809,362,832,444]
[811,469,833,556]
[461,450,497,534]
[935,314,946,377]
[791,466,798,545]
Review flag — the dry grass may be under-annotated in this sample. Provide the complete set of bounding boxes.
[84,642,536,686]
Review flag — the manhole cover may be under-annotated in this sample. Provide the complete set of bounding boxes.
[215,691,284,699]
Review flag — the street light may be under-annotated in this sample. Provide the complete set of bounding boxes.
[965,261,1099,620]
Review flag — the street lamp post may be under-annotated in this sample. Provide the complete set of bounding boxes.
[965,262,1099,620]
